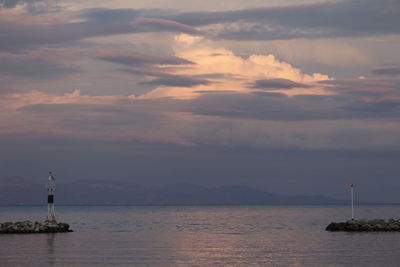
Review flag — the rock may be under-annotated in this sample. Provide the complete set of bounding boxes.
[326,218,400,232]
[326,222,346,231]
[347,224,360,231]
[0,221,73,234]
[388,224,399,231]
[361,224,373,231]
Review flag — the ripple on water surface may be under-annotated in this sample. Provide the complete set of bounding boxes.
[1,205,400,266]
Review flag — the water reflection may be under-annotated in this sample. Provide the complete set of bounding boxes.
[2,206,400,265]
[46,233,56,265]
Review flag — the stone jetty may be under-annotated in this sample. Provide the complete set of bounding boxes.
[326,219,400,232]
[0,221,72,234]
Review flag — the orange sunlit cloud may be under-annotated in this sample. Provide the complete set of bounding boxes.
[139,34,333,99]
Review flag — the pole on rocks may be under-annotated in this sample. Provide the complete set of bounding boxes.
[47,172,56,224]
[349,184,354,220]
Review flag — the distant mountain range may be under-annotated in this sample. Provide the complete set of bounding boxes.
[0,176,347,205]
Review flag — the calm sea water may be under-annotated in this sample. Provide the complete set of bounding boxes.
[1,205,400,266]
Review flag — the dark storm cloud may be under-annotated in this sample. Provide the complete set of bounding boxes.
[372,67,400,76]
[251,78,310,90]
[169,0,400,40]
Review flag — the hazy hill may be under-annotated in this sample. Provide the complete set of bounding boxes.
[0,177,346,205]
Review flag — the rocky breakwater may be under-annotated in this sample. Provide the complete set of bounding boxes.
[326,219,400,232]
[0,221,73,234]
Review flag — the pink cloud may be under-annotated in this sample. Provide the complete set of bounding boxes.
[139,34,333,99]
[132,17,202,35]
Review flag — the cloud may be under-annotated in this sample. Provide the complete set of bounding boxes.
[0,1,398,152]
[1,79,400,152]
[251,78,310,90]
[80,8,141,22]
[186,93,342,121]
[0,50,78,79]
[116,67,210,89]
[185,88,400,124]
[131,17,201,35]
[197,117,400,150]
[93,49,212,89]
[0,0,57,12]
[137,34,331,99]
[346,96,400,113]
[1,0,397,55]
[1,0,397,54]
[170,0,400,40]
[0,8,201,52]
[140,76,210,88]
[320,78,400,94]
[0,89,119,111]
[372,67,400,76]
[0,0,26,8]
[93,50,194,67]
[0,89,195,146]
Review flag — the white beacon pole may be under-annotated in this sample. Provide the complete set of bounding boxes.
[350,184,354,220]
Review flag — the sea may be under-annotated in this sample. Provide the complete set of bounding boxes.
[1,205,400,266]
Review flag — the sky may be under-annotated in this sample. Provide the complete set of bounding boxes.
[1,0,400,202]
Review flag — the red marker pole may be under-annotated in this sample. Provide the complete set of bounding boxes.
[349,184,354,220]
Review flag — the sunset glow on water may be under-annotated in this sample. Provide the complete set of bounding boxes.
[2,205,400,266]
